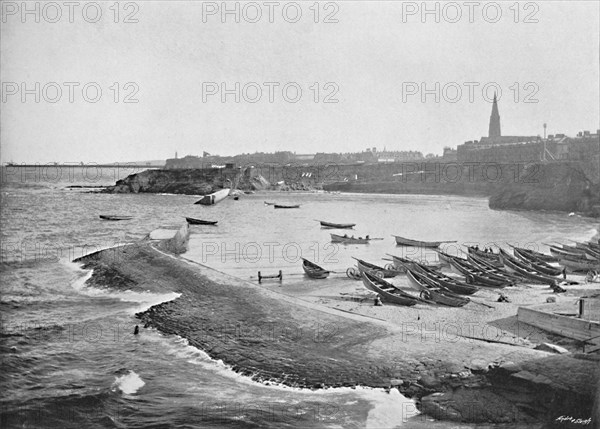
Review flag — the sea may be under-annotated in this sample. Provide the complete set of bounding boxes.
[1,165,597,429]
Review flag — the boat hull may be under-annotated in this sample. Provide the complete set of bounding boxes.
[195,189,231,205]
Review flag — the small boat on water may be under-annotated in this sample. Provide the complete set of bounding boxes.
[301,258,330,279]
[318,220,356,229]
[331,234,371,244]
[185,217,218,225]
[353,257,403,278]
[393,235,456,248]
[264,201,276,205]
[360,271,419,306]
[274,204,300,209]
[194,189,231,205]
[99,215,133,221]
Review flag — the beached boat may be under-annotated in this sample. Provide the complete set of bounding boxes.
[557,257,600,272]
[498,249,558,284]
[467,253,527,284]
[185,217,218,225]
[406,270,470,307]
[301,258,330,279]
[99,215,133,221]
[360,271,419,306]
[467,246,501,263]
[387,254,444,271]
[331,234,371,244]
[507,245,558,263]
[548,244,594,260]
[353,257,402,278]
[194,189,231,205]
[393,235,456,248]
[445,255,513,287]
[410,264,478,295]
[512,248,562,276]
[274,204,300,209]
[318,220,356,229]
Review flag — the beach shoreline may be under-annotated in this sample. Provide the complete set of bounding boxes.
[72,229,599,425]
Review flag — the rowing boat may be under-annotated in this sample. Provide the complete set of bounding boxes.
[512,248,562,276]
[393,235,456,248]
[185,217,218,225]
[410,264,479,295]
[264,201,275,205]
[557,257,600,272]
[318,220,356,229]
[360,271,419,306]
[274,204,300,209]
[194,188,231,205]
[331,234,371,244]
[445,255,513,287]
[498,249,558,284]
[387,254,444,271]
[301,258,330,279]
[406,270,470,307]
[353,257,402,278]
[507,245,558,262]
[467,247,501,263]
[99,215,133,221]
[548,245,595,261]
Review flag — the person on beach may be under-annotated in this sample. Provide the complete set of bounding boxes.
[134,325,139,335]
[374,295,382,306]
[562,267,567,280]
[497,293,510,303]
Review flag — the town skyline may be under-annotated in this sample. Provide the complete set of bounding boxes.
[2,2,599,164]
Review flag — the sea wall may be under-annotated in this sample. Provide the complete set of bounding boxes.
[74,238,599,425]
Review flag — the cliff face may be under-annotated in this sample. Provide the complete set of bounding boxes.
[488,163,600,214]
[107,168,269,195]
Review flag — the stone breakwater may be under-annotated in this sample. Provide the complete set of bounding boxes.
[74,236,598,425]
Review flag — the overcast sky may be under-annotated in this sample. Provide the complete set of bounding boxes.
[1,1,599,163]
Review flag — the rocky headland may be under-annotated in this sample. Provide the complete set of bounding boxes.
[73,228,599,425]
[104,161,600,216]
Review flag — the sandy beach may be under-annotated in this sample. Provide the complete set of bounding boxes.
[74,228,599,425]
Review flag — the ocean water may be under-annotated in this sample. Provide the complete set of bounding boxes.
[1,166,597,428]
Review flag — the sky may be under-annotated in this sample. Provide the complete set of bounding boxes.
[1,1,599,163]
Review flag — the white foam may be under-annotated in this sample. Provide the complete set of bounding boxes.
[361,388,419,428]
[69,267,181,313]
[113,370,145,395]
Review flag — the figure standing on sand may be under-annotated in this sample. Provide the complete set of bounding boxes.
[134,325,139,335]
[562,267,567,280]
[374,295,382,306]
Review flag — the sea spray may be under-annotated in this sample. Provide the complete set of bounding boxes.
[113,371,145,395]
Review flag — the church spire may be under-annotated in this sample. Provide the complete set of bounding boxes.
[488,93,501,137]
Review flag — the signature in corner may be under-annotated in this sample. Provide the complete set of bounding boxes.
[555,415,591,425]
